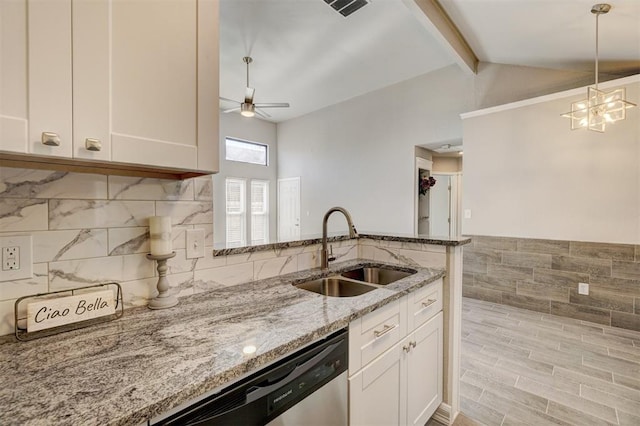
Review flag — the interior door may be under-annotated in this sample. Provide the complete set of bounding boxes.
[429,174,451,237]
[277,177,300,242]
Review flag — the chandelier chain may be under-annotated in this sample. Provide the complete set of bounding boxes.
[595,11,599,88]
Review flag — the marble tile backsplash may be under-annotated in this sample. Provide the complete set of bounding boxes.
[0,166,364,336]
[0,167,217,335]
[358,238,447,269]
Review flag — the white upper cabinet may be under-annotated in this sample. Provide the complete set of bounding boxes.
[1,0,73,158]
[1,0,219,175]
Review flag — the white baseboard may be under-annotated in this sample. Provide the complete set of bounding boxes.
[433,402,456,425]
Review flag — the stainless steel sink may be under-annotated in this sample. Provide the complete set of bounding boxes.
[341,266,415,285]
[294,277,377,297]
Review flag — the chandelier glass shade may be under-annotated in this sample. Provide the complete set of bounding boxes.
[561,4,636,132]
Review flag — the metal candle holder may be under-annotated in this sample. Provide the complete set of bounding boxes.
[146,252,178,310]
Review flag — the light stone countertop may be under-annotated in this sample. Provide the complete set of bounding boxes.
[212,233,472,256]
[0,259,445,426]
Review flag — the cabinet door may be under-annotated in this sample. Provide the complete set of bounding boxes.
[1,0,72,157]
[72,0,219,170]
[407,311,443,426]
[349,339,407,426]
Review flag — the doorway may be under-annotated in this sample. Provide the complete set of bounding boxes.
[429,173,461,237]
[415,157,433,235]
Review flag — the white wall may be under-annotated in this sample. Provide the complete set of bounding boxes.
[277,62,601,236]
[214,113,277,246]
[278,65,472,236]
[463,77,640,244]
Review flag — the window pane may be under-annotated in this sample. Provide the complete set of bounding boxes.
[251,180,269,244]
[225,138,268,166]
[226,178,245,213]
[227,215,244,247]
[251,180,268,214]
[251,215,268,245]
[226,178,246,246]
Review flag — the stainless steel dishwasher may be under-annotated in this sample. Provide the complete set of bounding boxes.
[153,329,348,425]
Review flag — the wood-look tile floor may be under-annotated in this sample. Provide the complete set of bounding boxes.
[460,297,640,426]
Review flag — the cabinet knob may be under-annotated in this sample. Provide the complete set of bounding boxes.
[85,138,102,152]
[403,344,411,353]
[41,132,60,147]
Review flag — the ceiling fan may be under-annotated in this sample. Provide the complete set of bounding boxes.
[220,56,290,118]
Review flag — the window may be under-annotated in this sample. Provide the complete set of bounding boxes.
[251,180,269,245]
[225,138,268,166]
[225,178,246,247]
[225,178,269,246]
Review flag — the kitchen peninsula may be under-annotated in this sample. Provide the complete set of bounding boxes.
[0,234,469,425]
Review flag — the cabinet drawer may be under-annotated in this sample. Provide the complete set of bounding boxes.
[408,278,442,331]
[349,299,406,374]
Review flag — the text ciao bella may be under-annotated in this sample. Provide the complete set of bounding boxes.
[34,296,111,323]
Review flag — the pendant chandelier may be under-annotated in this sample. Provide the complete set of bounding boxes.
[561,4,636,132]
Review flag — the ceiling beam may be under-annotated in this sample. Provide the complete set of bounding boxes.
[402,0,478,75]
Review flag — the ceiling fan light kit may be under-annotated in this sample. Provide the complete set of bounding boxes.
[220,56,290,119]
[561,4,636,132]
[240,103,255,117]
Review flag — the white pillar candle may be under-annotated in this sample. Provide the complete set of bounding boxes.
[149,216,172,256]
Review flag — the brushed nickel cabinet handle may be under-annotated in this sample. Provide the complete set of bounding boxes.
[410,341,417,349]
[41,132,60,146]
[85,138,102,151]
[403,344,411,353]
[373,323,398,339]
[422,299,437,308]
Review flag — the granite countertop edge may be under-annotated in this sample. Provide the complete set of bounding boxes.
[0,259,445,426]
[212,233,472,257]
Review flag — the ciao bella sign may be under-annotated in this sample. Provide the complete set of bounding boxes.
[27,290,116,332]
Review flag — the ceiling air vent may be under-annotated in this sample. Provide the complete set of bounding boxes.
[324,0,369,17]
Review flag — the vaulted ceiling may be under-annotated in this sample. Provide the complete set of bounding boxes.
[219,0,640,123]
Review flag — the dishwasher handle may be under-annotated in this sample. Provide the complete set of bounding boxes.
[246,340,341,403]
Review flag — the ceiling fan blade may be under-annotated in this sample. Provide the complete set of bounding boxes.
[219,96,241,104]
[254,108,271,118]
[254,103,290,108]
[244,87,255,104]
[222,107,241,113]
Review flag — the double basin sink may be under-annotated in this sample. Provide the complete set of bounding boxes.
[294,266,416,297]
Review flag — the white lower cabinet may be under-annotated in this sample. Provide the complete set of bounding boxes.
[349,279,443,426]
[349,339,406,425]
[407,312,443,426]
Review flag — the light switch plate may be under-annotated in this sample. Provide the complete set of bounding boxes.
[0,235,33,282]
[186,229,205,259]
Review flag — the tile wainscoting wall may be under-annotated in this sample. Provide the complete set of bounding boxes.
[0,166,448,336]
[463,235,640,332]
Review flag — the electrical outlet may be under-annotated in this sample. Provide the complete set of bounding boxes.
[0,235,32,282]
[3,246,20,270]
[186,229,205,259]
[578,282,589,295]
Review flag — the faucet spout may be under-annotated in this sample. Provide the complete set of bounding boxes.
[321,207,359,270]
